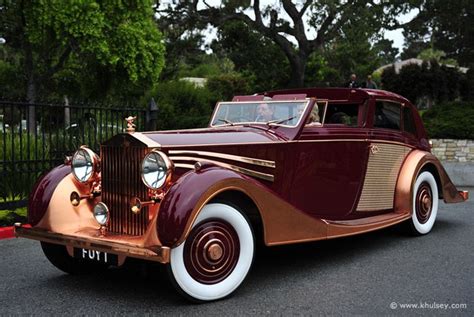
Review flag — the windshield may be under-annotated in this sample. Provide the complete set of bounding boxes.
[210,100,310,127]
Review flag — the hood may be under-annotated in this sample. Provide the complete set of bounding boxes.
[139,126,286,148]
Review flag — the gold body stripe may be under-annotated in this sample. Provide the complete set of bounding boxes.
[168,150,276,168]
[174,163,195,169]
[170,156,274,182]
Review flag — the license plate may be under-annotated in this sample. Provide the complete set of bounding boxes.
[74,248,118,266]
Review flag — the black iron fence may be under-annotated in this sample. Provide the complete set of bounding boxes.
[0,100,155,210]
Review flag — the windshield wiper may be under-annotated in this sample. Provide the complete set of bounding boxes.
[218,119,234,126]
[266,115,297,126]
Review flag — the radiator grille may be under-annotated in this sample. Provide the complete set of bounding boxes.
[101,145,149,235]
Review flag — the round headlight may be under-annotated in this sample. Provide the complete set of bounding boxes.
[141,151,173,189]
[71,147,98,183]
[93,202,109,226]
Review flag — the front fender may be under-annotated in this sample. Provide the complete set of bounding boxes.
[28,165,71,226]
[158,165,253,247]
[158,164,328,248]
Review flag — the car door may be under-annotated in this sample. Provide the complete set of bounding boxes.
[290,101,370,220]
[357,99,412,213]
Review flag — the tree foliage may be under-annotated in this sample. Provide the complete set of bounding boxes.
[403,0,474,67]
[211,20,290,91]
[0,0,165,102]
[157,0,417,87]
[381,61,468,107]
[142,80,214,130]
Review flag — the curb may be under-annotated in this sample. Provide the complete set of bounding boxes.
[0,225,31,240]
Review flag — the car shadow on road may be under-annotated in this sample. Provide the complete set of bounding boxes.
[38,217,462,308]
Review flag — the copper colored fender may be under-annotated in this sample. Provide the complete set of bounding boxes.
[395,150,468,216]
[158,164,327,248]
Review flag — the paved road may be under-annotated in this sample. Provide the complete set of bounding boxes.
[1,194,473,315]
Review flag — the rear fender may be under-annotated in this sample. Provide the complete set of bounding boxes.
[395,150,468,215]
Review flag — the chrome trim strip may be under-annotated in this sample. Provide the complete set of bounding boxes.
[170,156,274,182]
[163,139,415,148]
[168,150,276,168]
[130,132,161,148]
[174,163,195,169]
[209,99,310,128]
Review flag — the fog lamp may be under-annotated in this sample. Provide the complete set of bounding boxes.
[93,202,109,226]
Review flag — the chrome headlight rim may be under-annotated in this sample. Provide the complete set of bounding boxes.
[93,202,109,226]
[71,146,99,184]
[141,150,173,190]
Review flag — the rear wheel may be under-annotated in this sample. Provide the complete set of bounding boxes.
[408,171,439,235]
[168,203,255,302]
[41,242,109,274]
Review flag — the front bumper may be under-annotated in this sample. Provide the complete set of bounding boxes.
[14,224,170,264]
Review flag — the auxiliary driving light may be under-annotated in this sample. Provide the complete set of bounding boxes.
[93,202,109,226]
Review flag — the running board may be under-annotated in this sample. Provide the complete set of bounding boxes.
[325,212,411,239]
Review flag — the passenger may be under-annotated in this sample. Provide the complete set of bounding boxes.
[306,105,322,126]
[330,112,351,125]
[255,103,275,122]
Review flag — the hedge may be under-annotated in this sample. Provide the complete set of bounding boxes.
[422,101,474,139]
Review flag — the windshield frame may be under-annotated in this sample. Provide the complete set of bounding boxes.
[209,99,312,128]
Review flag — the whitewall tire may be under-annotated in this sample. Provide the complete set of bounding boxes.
[410,171,439,235]
[169,203,255,302]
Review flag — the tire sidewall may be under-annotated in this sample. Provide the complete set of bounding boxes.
[411,171,439,234]
[170,203,255,301]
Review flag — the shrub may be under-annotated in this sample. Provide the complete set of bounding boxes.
[422,101,474,139]
[143,80,215,130]
[381,60,467,107]
[207,74,251,102]
[0,133,49,201]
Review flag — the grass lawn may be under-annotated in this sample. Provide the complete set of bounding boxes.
[0,207,27,227]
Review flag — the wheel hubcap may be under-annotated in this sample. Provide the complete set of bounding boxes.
[207,243,223,261]
[416,182,432,224]
[184,219,240,284]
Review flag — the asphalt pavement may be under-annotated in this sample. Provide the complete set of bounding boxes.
[1,193,473,315]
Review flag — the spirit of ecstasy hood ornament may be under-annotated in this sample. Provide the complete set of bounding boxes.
[125,116,137,133]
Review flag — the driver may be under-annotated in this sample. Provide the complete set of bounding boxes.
[255,103,275,122]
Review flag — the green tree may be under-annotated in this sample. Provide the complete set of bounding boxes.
[157,0,417,88]
[211,20,290,91]
[0,0,165,108]
[403,0,474,66]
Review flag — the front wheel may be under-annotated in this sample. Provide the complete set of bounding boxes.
[408,171,439,235]
[168,203,255,302]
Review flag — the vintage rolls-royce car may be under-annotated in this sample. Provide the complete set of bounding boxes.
[16,88,468,302]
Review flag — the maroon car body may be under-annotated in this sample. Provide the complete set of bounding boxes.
[16,88,468,302]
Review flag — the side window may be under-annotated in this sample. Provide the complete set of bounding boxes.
[403,107,417,136]
[374,101,401,130]
[324,103,360,127]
